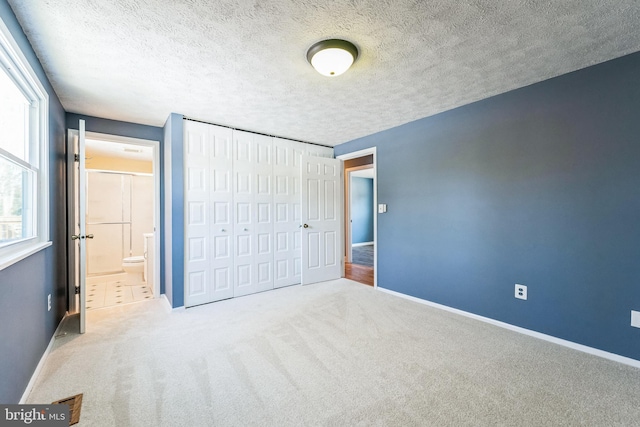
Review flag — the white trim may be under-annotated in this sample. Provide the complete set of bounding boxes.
[162,294,184,312]
[337,147,377,161]
[377,287,640,369]
[67,130,162,301]
[337,147,378,287]
[352,241,374,247]
[0,15,50,271]
[0,241,51,271]
[19,312,67,403]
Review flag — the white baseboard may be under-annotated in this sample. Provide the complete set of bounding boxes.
[352,242,374,247]
[377,287,640,369]
[161,294,184,312]
[20,312,68,404]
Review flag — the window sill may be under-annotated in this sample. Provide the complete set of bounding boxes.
[0,241,52,272]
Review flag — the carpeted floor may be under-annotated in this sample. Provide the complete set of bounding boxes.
[26,279,640,426]
[351,244,373,266]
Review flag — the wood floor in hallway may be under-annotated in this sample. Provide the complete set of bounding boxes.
[345,262,374,286]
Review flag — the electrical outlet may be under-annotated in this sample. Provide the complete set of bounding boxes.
[631,310,640,328]
[515,284,527,300]
[47,294,52,311]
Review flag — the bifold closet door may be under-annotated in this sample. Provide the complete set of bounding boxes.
[273,139,305,288]
[184,121,234,307]
[233,131,274,297]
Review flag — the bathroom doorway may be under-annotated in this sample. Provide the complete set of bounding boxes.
[68,130,161,313]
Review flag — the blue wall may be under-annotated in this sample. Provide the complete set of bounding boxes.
[0,0,67,403]
[335,51,640,361]
[162,113,184,308]
[351,177,374,244]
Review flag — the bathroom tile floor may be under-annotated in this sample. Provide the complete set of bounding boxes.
[86,273,153,310]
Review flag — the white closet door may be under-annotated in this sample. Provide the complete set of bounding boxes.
[209,125,235,301]
[273,139,305,288]
[301,155,342,284]
[184,121,212,306]
[233,131,274,297]
[184,121,234,307]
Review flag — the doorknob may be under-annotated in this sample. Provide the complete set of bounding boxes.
[72,234,94,240]
[303,224,309,228]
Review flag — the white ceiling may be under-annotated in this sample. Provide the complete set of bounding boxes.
[8,1,640,146]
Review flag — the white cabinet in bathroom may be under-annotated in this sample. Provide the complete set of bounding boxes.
[183,120,337,307]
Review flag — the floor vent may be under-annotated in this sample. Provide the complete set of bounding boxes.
[52,393,83,425]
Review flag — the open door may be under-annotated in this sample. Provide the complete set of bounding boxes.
[69,119,88,333]
[301,155,342,284]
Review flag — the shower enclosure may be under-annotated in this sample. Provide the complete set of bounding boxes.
[85,170,153,276]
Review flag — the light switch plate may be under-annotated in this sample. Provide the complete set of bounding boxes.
[631,310,640,328]
[378,204,387,213]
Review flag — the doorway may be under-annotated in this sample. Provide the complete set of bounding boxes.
[67,130,161,319]
[338,148,377,287]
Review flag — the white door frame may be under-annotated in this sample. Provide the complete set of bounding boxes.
[67,130,162,308]
[336,147,377,287]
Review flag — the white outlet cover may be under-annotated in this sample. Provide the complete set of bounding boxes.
[631,310,640,328]
[515,284,527,300]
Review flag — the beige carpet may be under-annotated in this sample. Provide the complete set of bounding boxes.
[26,279,640,426]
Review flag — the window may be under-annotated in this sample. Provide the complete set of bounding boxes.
[0,18,49,270]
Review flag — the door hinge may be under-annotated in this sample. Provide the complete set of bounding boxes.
[74,286,80,295]
[74,154,79,162]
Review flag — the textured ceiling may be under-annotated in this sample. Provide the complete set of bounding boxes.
[8,0,640,146]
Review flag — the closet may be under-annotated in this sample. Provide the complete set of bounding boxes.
[183,120,339,307]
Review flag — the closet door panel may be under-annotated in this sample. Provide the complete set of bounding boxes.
[254,134,274,293]
[208,125,235,301]
[184,121,213,306]
[272,138,303,288]
[233,131,275,296]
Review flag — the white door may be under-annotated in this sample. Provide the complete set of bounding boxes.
[301,155,342,284]
[184,121,235,306]
[233,131,274,297]
[273,139,304,288]
[69,119,88,333]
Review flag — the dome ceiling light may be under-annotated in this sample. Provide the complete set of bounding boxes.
[306,39,359,77]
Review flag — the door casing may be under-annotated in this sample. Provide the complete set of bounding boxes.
[337,147,378,287]
[67,128,162,327]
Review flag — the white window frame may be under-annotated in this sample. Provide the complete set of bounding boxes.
[0,17,50,270]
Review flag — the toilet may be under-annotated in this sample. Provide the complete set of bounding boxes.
[122,256,145,286]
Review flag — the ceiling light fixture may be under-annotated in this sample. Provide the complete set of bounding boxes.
[307,39,359,77]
